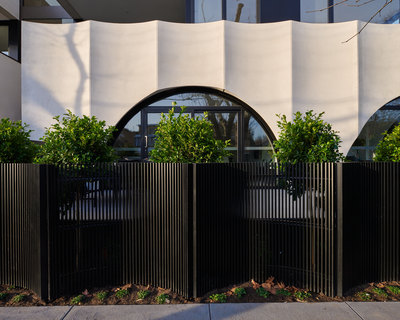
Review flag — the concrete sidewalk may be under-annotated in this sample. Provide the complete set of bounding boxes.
[0,302,399,320]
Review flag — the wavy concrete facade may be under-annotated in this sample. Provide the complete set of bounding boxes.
[22,20,400,153]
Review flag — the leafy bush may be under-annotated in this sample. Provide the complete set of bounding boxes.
[374,124,400,161]
[150,106,231,163]
[256,287,270,298]
[372,287,388,297]
[386,285,400,295]
[115,289,129,299]
[137,290,150,300]
[274,111,343,164]
[209,293,227,303]
[0,118,37,163]
[276,289,291,296]
[12,294,26,303]
[0,292,8,300]
[294,291,312,301]
[156,293,169,304]
[358,291,371,301]
[234,287,247,299]
[70,294,85,305]
[96,291,108,301]
[36,110,116,166]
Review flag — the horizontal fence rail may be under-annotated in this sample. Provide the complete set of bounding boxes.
[1,162,400,300]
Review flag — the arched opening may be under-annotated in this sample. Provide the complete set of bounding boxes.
[347,97,400,161]
[113,86,275,162]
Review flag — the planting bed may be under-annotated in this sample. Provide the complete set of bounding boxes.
[1,278,400,306]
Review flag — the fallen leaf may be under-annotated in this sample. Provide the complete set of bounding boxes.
[251,279,260,289]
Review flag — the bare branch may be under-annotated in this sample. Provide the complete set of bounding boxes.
[306,0,348,13]
[343,0,393,43]
[346,0,376,7]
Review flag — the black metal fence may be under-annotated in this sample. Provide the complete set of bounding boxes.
[0,162,399,300]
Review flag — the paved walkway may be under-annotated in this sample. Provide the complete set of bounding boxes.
[0,302,399,320]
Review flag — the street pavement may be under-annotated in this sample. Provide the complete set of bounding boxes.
[0,302,399,320]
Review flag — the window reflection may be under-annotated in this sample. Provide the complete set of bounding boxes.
[114,112,142,161]
[243,111,274,162]
[227,0,259,23]
[347,98,400,161]
[194,0,222,23]
[150,93,238,107]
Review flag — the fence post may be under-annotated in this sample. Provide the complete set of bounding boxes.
[336,163,343,297]
[38,165,49,301]
[192,163,197,298]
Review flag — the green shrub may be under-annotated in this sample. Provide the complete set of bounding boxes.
[96,291,108,301]
[36,110,116,166]
[256,287,270,298]
[0,118,37,163]
[294,291,312,301]
[150,106,231,163]
[358,291,371,301]
[234,287,247,299]
[115,289,129,299]
[156,293,169,304]
[374,124,400,161]
[12,294,26,303]
[70,294,85,305]
[0,292,8,300]
[386,285,400,295]
[372,287,388,297]
[274,110,343,164]
[209,293,227,303]
[276,289,291,296]
[137,290,150,300]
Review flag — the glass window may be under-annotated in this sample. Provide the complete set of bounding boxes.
[0,26,8,56]
[194,0,222,23]
[243,111,274,162]
[347,97,400,161]
[114,91,275,163]
[24,0,61,6]
[114,112,142,162]
[227,0,259,23]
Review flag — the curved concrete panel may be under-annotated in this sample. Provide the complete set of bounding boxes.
[21,20,400,153]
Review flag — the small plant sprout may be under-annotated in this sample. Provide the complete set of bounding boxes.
[137,290,150,300]
[386,286,400,295]
[372,287,388,297]
[6,285,15,291]
[276,289,291,296]
[12,294,26,303]
[209,293,227,303]
[0,292,8,300]
[156,293,169,304]
[294,291,312,301]
[116,289,129,299]
[234,287,247,299]
[358,291,371,301]
[96,291,108,301]
[70,294,85,305]
[256,287,270,298]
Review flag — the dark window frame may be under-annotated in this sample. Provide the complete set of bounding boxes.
[0,20,21,62]
[113,86,276,162]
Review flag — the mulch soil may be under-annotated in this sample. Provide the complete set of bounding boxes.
[1,278,400,307]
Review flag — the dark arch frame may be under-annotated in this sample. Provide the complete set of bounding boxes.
[346,96,400,161]
[112,86,276,144]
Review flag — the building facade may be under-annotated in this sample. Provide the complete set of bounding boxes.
[1,0,400,161]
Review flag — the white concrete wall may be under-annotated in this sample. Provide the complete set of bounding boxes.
[0,0,19,19]
[0,53,21,121]
[21,20,400,154]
